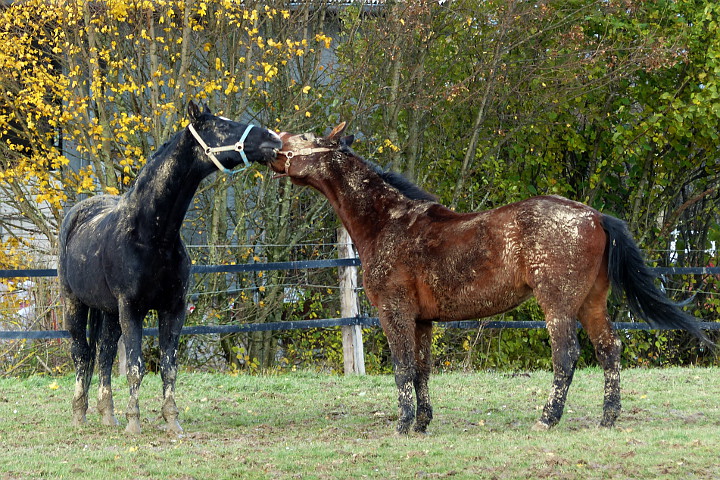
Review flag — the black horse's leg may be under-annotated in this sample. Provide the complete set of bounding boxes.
[379,303,418,435]
[413,320,434,433]
[97,312,121,426]
[119,299,146,434]
[535,316,580,430]
[158,306,185,434]
[578,295,622,428]
[67,300,95,426]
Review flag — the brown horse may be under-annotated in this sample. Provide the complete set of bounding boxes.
[263,123,710,434]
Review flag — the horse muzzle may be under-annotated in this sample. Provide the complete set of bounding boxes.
[257,131,283,164]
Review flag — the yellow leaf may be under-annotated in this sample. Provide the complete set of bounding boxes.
[48,381,59,390]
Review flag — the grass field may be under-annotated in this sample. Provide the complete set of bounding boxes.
[1,367,719,479]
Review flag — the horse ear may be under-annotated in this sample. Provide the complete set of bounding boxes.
[340,135,355,148]
[326,122,347,141]
[188,101,201,122]
[202,103,212,116]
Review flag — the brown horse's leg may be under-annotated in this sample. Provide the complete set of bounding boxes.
[379,306,418,435]
[413,320,433,433]
[535,316,580,430]
[578,291,622,428]
[97,313,121,426]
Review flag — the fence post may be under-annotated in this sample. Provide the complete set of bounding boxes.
[338,227,365,375]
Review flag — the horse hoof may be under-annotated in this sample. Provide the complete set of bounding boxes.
[101,414,120,427]
[531,421,551,432]
[72,413,87,427]
[598,418,617,429]
[161,419,183,435]
[125,419,142,435]
[413,424,429,435]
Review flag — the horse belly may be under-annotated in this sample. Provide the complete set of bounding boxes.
[411,264,526,321]
[434,276,532,321]
[62,240,118,312]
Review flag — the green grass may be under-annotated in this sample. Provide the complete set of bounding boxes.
[1,368,719,479]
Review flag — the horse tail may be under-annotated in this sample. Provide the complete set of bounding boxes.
[601,214,712,346]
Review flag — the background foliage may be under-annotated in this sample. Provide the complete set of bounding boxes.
[0,0,718,376]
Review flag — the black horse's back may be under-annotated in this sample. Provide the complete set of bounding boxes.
[602,214,711,345]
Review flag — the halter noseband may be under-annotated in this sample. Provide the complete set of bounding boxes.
[187,122,255,174]
[277,146,335,176]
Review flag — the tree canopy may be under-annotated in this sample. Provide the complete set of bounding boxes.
[1,0,717,372]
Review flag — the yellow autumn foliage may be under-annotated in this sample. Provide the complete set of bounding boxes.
[0,0,333,309]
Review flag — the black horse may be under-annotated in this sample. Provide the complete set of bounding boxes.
[58,102,282,434]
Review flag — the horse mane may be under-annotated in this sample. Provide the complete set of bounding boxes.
[150,127,184,161]
[339,145,437,202]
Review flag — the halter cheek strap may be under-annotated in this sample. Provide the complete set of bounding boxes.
[187,122,255,174]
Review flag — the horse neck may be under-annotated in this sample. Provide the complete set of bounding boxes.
[121,133,210,245]
[308,154,415,258]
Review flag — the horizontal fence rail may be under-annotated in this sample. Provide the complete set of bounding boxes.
[1,260,718,341]
[4,318,720,341]
[0,258,363,279]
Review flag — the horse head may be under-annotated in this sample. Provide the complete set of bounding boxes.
[186,101,283,173]
[268,122,354,182]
